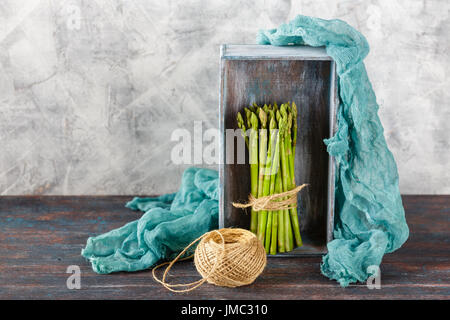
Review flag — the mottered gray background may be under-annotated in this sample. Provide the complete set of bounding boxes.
[0,0,449,195]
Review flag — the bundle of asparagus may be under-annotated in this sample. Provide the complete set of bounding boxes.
[236,102,302,254]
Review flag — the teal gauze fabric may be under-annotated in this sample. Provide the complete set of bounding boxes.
[82,15,409,287]
[258,15,409,286]
[81,167,219,274]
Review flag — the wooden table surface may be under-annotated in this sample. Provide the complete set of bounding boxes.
[0,195,449,300]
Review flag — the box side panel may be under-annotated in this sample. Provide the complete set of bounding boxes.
[326,61,338,244]
[219,51,225,229]
[222,59,332,254]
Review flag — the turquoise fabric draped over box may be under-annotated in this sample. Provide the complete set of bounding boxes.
[257,15,409,286]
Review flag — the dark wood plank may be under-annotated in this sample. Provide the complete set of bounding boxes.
[0,195,449,300]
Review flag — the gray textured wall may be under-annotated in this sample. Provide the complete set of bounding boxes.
[0,0,448,195]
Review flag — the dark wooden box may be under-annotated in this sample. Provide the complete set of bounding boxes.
[219,44,338,255]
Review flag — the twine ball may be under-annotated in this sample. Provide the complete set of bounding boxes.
[194,228,267,288]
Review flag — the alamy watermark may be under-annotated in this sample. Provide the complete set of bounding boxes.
[366,265,381,289]
[170,121,279,167]
[66,265,81,289]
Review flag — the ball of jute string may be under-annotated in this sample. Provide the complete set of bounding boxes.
[152,228,266,292]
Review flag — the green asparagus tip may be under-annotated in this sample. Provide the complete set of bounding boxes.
[244,108,252,127]
[278,116,286,137]
[287,112,293,131]
[267,110,274,126]
[237,112,246,131]
[258,108,267,129]
[291,101,298,117]
[273,103,278,113]
[250,112,259,130]
[280,103,288,119]
[237,112,243,124]
[287,103,292,114]
[269,115,277,130]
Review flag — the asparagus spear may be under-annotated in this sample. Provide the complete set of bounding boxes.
[263,115,279,252]
[254,108,267,239]
[291,102,298,153]
[244,107,252,128]
[280,104,302,248]
[237,112,249,148]
[270,206,279,255]
[257,108,271,243]
[287,112,295,186]
[266,148,280,254]
[248,112,259,234]
[279,111,294,251]
[290,102,302,246]
[275,168,285,253]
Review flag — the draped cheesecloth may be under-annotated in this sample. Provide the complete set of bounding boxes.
[257,15,409,286]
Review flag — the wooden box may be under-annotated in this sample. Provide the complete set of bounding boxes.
[219,45,338,255]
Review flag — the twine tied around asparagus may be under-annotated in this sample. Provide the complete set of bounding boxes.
[232,184,308,212]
